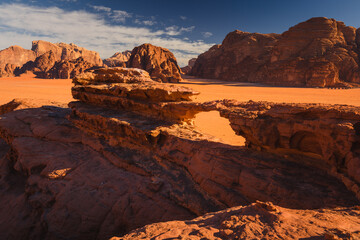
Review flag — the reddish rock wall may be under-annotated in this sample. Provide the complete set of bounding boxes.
[190,17,360,87]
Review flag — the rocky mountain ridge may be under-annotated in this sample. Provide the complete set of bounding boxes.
[190,17,360,88]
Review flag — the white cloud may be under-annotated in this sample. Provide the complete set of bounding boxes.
[202,32,213,38]
[111,10,132,23]
[165,25,195,36]
[91,5,111,12]
[0,3,213,66]
[135,19,156,26]
[180,16,187,20]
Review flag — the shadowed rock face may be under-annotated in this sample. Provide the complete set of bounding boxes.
[1,68,360,239]
[127,43,183,83]
[191,17,360,88]
[181,58,197,75]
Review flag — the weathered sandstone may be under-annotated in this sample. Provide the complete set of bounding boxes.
[1,67,360,239]
[0,40,103,78]
[103,51,131,67]
[0,46,36,77]
[127,44,183,83]
[180,58,197,75]
[31,40,103,66]
[191,17,360,87]
[72,67,200,122]
[115,201,360,240]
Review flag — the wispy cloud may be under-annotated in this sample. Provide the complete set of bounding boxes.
[91,5,111,12]
[111,10,132,23]
[165,25,195,36]
[135,19,156,26]
[0,3,213,66]
[180,16,187,20]
[202,32,213,38]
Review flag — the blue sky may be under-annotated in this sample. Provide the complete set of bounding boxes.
[0,0,360,66]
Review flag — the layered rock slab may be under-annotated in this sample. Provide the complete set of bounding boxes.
[72,67,200,122]
[114,201,360,240]
[127,43,183,83]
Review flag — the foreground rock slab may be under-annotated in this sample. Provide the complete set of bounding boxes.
[114,201,360,240]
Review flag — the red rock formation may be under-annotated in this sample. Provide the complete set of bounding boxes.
[127,44,183,83]
[31,40,103,66]
[46,57,95,79]
[103,51,131,67]
[0,46,36,77]
[115,201,360,240]
[191,17,360,88]
[1,68,360,239]
[0,40,103,78]
[180,58,197,75]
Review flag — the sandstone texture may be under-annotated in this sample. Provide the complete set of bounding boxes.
[180,58,197,75]
[0,46,36,77]
[103,51,131,67]
[191,17,360,87]
[1,67,360,239]
[0,40,103,78]
[127,44,183,83]
[115,201,360,240]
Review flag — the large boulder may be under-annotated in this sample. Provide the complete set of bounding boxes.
[127,44,183,83]
[103,51,131,67]
[190,17,360,88]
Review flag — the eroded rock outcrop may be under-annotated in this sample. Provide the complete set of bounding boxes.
[127,44,183,83]
[115,201,360,240]
[191,17,360,87]
[31,40,103,66]
[180,58,196,75]
[103,51,131,67]
[0,46,36,77]
[1,68,360,239]
[0,40,103,78]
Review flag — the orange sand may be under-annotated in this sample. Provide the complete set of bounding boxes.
[1,75,360,146]
[0,76,73,105]
[176,77,360,146]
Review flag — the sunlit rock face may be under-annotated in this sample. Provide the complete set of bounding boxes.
[127,43,183,83]
[103,51,132,67]
[191,17,360,88]
[0,40,104,78]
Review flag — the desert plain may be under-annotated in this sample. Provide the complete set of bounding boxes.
[2,75,360,146]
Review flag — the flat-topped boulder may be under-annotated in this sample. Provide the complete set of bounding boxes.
[72,67,200,122]
[127,43,183,83]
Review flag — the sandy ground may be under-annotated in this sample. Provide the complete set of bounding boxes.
[2,75,360,146]
[0,75,73,105]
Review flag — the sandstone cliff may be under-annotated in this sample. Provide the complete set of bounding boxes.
[0,40,103,78]
[180,58,197,75]
[103,51,131,67]
[191,17,360,87]
[127,44,183,83]
[0,45,36,77]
